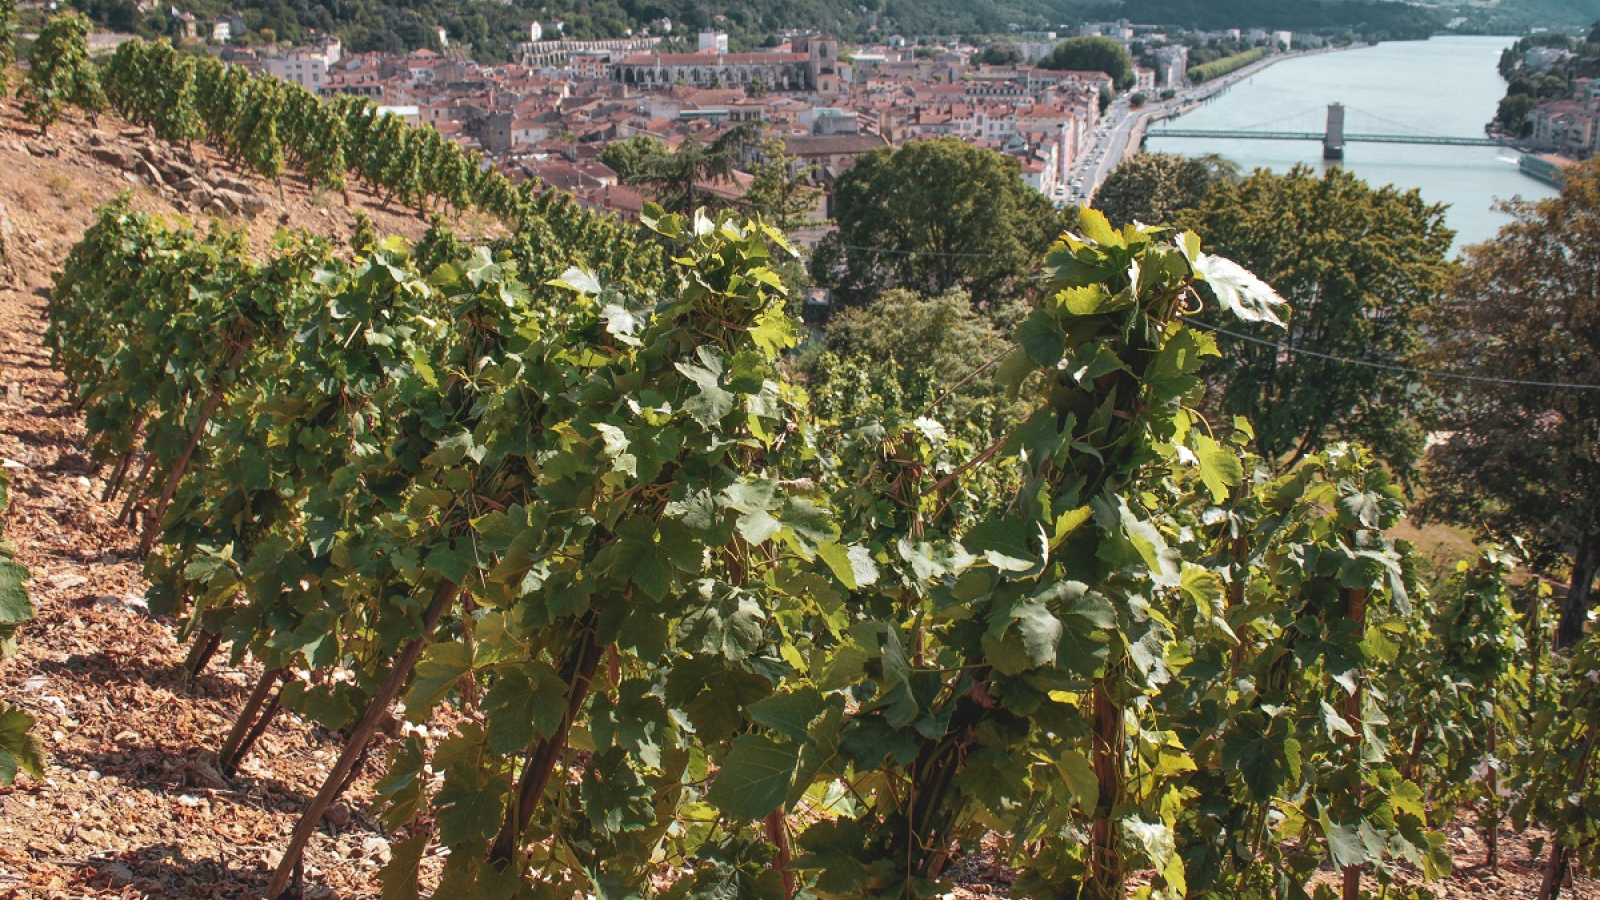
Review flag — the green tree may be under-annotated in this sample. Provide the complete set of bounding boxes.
[1497,92,1539,136]
[598,134,668,182]
[22,12,104,135]
[617,124,757,216]
[1095,152,1238,227]
[809,288,1021,425]
[972,41,1022,66]
[811,137,1063,307]
[1039,36,1135,90]
[740,137,819,231]
[1420,159,1600,649]
[1176,165,1453,474]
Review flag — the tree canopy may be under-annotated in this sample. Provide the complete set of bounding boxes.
[597,134,668,183]
[972,41,1024,66]
[810,138,1063,308]
[1095,152,1241,227]
[1420,158,1600,647]
[808,288,1024,428]
[600,128,817,229]
[611,128,752,217]
[1038,37,1136,90]
[1175,165,1453,475]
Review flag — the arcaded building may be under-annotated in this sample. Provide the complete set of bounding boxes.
[611,35,842,93]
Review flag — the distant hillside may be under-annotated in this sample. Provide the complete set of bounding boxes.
[74,0,1449,63]
[1456,0,1600,32]
[1103,0,1442,37]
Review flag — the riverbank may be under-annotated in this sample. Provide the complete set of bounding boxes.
[1108,45,1354,177]
[1141,35,1557,249]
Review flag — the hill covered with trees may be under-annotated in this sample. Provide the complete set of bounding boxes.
[77,0,1452,63]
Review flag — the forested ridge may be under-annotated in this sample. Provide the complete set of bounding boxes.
[71,0,1452,62]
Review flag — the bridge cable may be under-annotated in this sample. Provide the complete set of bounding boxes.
[1344,106,1470,141]
[1152,104,1326,136]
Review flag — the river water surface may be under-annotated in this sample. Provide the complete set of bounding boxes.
[1146,35,1557,252]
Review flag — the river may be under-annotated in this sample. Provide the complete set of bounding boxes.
[1146,35,1557,253]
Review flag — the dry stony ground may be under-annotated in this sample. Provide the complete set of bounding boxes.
[0,99,1589,900]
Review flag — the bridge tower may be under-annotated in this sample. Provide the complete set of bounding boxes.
[1324,102,1346,161]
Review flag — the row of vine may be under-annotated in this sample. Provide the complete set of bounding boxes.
[53,196,1578,900]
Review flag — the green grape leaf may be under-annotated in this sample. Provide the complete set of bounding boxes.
[1017,313,1064,367]
[0,559,31,627]
[434,764,509,847]
[1222,712,1301,803]
[581,747,656,835]
[984,598,1063,675]
[706,733,801,821]
[0,703,43,785]
[405,640,472,722]
[1320,808,1367,869]
[1078,207,1120,246]
[482,660,568,755]
[1193,252,1289,327]
[1192,432,1243,503]
[677,348,736,427]
[551,266,602,296]
[816,542,878,590]
[749,687,826,743]
[379,833,429,900]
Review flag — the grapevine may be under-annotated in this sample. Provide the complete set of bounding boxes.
[29,28,1600,893]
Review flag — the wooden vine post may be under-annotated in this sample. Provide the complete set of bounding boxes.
[1227,526,1251,680]
[116,454,157,526]
[764,810,796,898]
[217,668,285,776]
[1089,679,1126,900]
[264,581,460,900]
[180,629,222,685]
[1342,586,1368,900]
[101,411,145,502]
[1484,720,1499,871]
[1538,725,1598,900]
[488,613,604,870]
[139,336,253,556]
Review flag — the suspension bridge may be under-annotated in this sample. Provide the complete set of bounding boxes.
[1144,103,1505,160]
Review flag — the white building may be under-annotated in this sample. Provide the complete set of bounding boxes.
[262,37,343,91]
[375,105,421,126]
[1152,45,1187,87]
[698,31,729,54]
[1017,39,1060,62]
[1273,31,1293,51]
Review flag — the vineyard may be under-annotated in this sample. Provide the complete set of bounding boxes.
[0,21,1597,900]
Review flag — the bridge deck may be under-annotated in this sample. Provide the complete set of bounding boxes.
[1145,128,1500,147]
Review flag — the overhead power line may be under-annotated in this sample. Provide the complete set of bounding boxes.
[1184,319,1600,392]
[833,242,1003,259]
[807,241,1600,393]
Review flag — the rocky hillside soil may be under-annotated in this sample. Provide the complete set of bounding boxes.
[0,98,1589,900]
